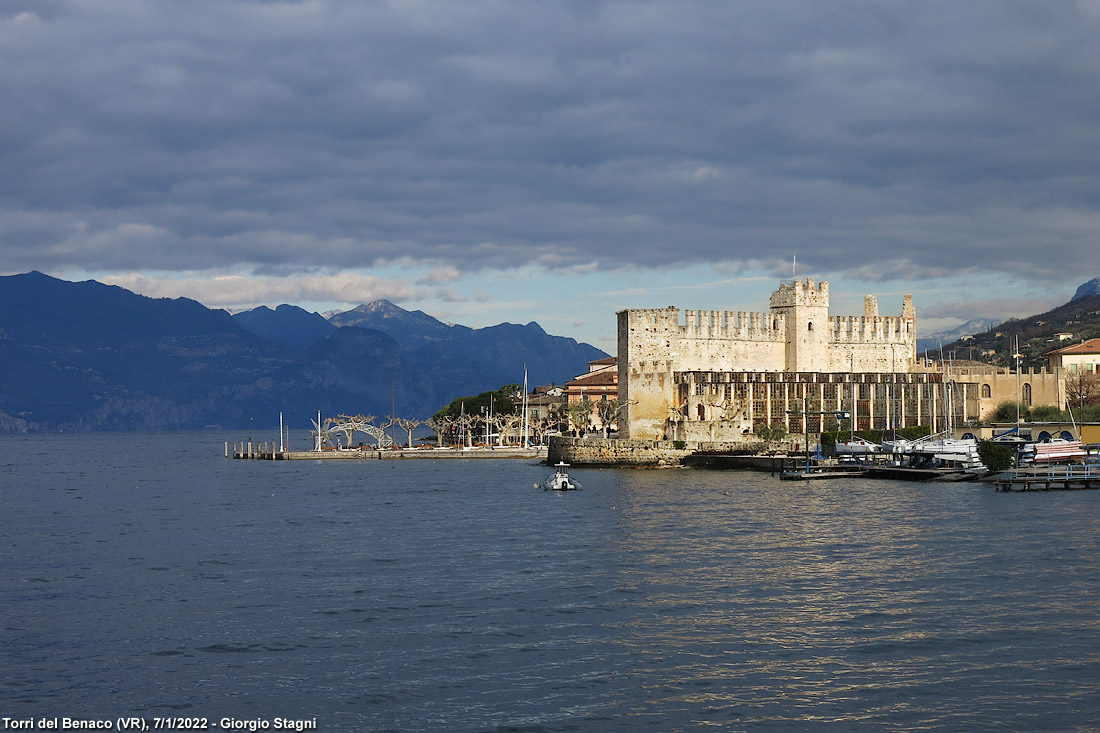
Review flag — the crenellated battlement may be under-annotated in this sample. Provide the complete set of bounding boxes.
[616,277,921,438]
[615,276,1066,442]
[830,315,914,344]
[681,309,785,340]
[769,277,830,309]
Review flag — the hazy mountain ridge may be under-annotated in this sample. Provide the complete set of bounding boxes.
[1072,277,1100,301]
[0,273,608,432]
[930,287,1100,366]
[916,318,1001,356]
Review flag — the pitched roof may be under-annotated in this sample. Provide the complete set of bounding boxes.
[1049,338,1100,355]
[566,369,617,388]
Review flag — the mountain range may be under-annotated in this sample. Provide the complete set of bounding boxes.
[916,318,1001,356]
[927,283,1100,367]
[0,272,607,432]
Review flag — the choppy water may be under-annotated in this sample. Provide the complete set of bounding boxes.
[3,431,1100,731]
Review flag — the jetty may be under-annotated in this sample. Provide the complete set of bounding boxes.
[227,442,547,461]
[992,464,1100,492]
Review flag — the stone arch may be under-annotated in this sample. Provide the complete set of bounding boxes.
[697,404,706,421]
[981,384,991,398]
[1022,383,1032,405]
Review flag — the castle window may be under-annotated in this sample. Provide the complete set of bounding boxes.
[808,322,813,331]
[981,384,991,399]
[697,404,706,420]
[1022,383,1032,405]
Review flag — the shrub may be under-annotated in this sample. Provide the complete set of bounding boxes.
[978,440,1015,472]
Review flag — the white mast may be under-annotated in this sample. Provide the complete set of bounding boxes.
[1014,335,1022,429]
[522,365,529,447]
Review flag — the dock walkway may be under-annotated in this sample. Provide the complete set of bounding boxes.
[993,464,1100,492]
[228,442,547,461]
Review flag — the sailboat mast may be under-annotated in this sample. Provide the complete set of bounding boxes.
[522,365,529,447]
[1015,335,1022,429]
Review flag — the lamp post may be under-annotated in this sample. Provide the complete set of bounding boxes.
[786,399,850,473]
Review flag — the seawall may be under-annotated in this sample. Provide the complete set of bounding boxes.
[549,436,756,467]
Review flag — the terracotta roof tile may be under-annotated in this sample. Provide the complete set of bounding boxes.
[1049,338,1100,355]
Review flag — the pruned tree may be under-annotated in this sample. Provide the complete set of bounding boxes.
[1066,370,1100,410]
[497,413,522,445]
[427,416,456,447]
[596,398,620,436]
[568,398,593,436]
[395,417,423,448]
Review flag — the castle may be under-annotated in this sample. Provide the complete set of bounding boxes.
[616,278,1064,442]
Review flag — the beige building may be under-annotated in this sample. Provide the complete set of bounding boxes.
[1046,338,1100,374]
[616,278,1065,442]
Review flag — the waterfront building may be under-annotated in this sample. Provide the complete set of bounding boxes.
[616,278,1065,442]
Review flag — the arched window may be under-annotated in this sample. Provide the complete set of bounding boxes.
[981,384,991,399]
[1060,430,1074,440]
[697,404,706,421]
[808,322,814,331]
[1038,430,1052,442]
[1022,383,1032,405]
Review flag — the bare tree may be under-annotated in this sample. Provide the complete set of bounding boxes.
[427,416,456,447]
[568,398,593,436]
[1066,370,1100,410]
[497,413,522,445]
[395,417,423,448]
[596,398,620,436]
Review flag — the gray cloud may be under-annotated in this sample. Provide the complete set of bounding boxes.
[2,0,1100,286]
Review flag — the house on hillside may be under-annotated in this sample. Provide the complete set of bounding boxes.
[1046,338,1100,374]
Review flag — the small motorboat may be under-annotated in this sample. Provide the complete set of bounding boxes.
[536,461,581,491]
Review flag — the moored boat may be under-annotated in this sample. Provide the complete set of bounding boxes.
[537,462,581,491]
[835,437,881,455]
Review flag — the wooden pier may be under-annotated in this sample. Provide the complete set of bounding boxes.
[227,441,547,461]
[993,465,1100,492]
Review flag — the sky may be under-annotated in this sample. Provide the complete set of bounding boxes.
[3,0,1100,353]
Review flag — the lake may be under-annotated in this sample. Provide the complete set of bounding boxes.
[3,431,1100,731]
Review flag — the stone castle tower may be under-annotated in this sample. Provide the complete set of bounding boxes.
[616,278,918,439]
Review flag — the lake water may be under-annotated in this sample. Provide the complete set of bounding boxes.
[3,431,1100,731]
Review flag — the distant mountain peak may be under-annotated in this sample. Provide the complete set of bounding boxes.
[1072,277,1100,301]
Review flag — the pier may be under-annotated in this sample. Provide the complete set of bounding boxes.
[227,441,547,461]
[993,465,1100,492]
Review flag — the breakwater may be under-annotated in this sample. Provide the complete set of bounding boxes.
[548,436,756,466]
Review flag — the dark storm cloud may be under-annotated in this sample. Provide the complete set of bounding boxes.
[2,0,1100,281]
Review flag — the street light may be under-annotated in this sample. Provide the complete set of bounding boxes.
[787,400,850,474]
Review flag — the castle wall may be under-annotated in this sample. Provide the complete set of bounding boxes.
[958,366,1066,419]
[618,278,922,439]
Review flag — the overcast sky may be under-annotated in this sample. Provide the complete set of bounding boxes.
[3,0,1099,351]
